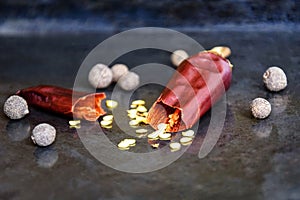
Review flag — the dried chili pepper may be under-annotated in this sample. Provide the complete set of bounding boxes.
[147,51,232,132]
[16,85,106,121]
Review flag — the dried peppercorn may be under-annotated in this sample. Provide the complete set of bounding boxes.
[88,64,113,88]
[3,95,29,119]
[250,98,271,119]
[31,123,56,146]
[117,72,140,91]
[111,64,129,82]
[263,66,287,92]
[171,49,189,67]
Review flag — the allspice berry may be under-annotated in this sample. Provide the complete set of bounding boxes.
[88,64,113,88]
[3,95,29,119]
[31,123,56,147]
[111,64,129,82]
[263,66,287,92]
[171,50,189,67]
[118,72,140,91]
[250,98,271,119]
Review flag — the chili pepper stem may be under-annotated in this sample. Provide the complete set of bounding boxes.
[207,46,233,69]
[208,46,231,59]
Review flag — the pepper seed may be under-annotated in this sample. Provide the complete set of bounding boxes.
[106,100,118,109]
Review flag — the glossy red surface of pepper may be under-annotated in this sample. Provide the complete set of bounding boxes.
[147,51,232,132]
[16,85,106,121]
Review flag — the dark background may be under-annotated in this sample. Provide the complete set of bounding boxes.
[0,0,299,33]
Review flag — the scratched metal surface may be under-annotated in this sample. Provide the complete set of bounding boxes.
[0,30,299,200]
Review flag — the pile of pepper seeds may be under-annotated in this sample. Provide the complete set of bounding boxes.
[147,123,195,151]
[126,100,196,151]
[70,99,196,152]
[127,100,149,126]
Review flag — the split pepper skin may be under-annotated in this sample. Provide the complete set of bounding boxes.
[147,51,232,132]
[17,85,106,121]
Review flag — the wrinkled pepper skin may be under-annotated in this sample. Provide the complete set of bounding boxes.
[147,52,232,132]
[16,85,106,121]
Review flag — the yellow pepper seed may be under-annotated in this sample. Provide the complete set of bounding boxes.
[69,120,81,126]
[182,130,195,137]
[148,130,161,139]
[136,129,148,134]
[103,115,114,121]
[151,143,160,148]
[118,147,130,151]
[136,116,146,123]
[131,100,145,105]
[128,113,137,119]
[106,100,118,109]
[101,125,112,129]
[180,137,193,145]
[129,120,139,126]
[118,141,129,148]
[136,105,147,113]
[69,125,81,129]
[142,119,149,124]
[123,139,136,146]
[127,109,137,114]
[118,138,136,150]
[169,142,181,150]
[157,123,167,130]
[130,104,137,108]
[100,120,112,126]
[137,134,147,138]
[159,132,171,140]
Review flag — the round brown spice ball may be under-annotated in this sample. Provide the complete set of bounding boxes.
[118,72,140,91]
[3,95,29,119]
[171,50,189,67]
[250,98,272,119]
[31,123,56,147]
[88,64,113,88]
[111,64,129,82]
[263,66,287,92]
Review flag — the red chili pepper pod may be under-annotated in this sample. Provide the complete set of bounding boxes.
[146,51,232,132]
[16,85,106,121]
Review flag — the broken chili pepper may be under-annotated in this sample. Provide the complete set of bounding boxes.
[147,51,232,132]
[16,85,106,121]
